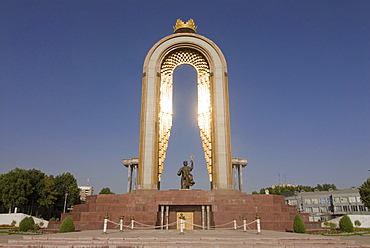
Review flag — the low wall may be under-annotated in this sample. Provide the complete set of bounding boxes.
[0,213,49,228]
[322,214,370,228]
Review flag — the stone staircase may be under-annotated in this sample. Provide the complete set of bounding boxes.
[2,230,370,248]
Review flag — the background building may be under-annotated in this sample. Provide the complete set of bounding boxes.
[271,184,297,189]
[78,186,94,202]
[285,188,369,222]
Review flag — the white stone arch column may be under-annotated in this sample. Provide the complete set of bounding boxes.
[138,33,232,190]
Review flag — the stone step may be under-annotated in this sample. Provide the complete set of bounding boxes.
[3,236,365,248]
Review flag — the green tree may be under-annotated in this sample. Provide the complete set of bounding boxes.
[258,183,339,196]
[293,215,306,233]
[0,168,32,212]
[260,185,309,196]
[54,173,80,212]
[339,215,354,233]
[26,169,46,215]
[359,178,370,208]
[37,175,58,210]
[314,184,337,191]
[297,185,315,192]
[99,187,115,194]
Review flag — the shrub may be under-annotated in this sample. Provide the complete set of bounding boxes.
[59,216,75,233]
[10,220,16,227]
[33,223,40,231]
[293,215,306,233]
[354,220,361,227]
[49,217,56,222]
[339,215,354,233]
[329,222,337,230]
[19,217,35,232]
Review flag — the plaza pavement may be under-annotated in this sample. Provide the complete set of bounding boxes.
[1,229,370,247]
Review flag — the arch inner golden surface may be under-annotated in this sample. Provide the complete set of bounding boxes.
[158,49,213,181]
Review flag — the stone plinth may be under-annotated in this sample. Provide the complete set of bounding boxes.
[63,190,318,231]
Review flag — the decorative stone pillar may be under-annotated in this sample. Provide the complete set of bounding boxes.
[231,158,248,191]
[206,205,210,230]
[122,158,139,192]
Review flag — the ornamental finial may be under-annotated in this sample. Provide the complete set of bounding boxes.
[173,19,197,34]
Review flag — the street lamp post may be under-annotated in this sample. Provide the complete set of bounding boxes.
[63,192,68,213]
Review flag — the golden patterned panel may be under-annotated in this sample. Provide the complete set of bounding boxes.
[176,212,194,230]
[158,48,213,180]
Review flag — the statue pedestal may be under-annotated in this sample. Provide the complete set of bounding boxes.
[63,190,319,231]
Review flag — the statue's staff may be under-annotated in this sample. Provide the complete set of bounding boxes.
[190,155,194,168]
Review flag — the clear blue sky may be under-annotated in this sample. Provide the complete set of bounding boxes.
[1,0,369,194]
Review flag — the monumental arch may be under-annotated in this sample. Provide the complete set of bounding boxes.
[138,19,233,190]
[64,20,315,232]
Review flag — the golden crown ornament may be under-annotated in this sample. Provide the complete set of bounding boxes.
[173,19,197,34]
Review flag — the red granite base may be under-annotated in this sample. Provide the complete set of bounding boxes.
[63,189,318,231]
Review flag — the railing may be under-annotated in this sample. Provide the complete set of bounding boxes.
[102,213,262,235]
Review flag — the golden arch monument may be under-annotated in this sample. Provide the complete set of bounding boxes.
[124,19,247,191]
[66,20,310,232]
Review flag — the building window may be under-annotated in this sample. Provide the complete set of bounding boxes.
[319,198,326,204]
[348,197,356,203]
[320,206,327,212]
[289,199,297,205]
[309,216,320,222]
[334,206,342,212]
[312,198,319,204]
[351,205,358,212]
[334,197,340,203]
[305,207,312,213]
[305,199,312,204]
[343,205,350,212]
[312,207,319,213]
[320,216,329,222]
[341,197,348,203]
[359,205,367,212]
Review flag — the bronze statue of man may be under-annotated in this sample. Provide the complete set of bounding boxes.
[177,160,195,189]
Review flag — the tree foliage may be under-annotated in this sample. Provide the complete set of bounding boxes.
[54,172,80,209]
[315,184,337,191]
[0,168,32,210]
[99,187,115,194]
[258,183,338,196]
[37,175,58,209]
[293,215,306,233]
[359,177,370,208]
[339,215,354,233]
[0,168,80,219]
[27,169,46,214]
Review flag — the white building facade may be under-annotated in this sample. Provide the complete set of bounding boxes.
[285,188,369,222]
[78,185,94,202]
